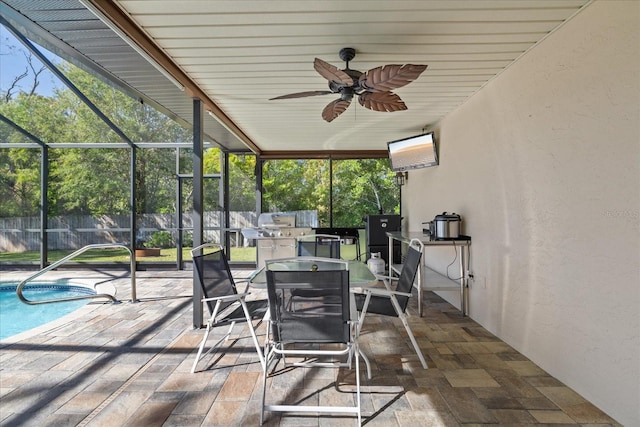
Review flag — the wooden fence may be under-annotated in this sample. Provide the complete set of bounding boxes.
[0,211,318,252]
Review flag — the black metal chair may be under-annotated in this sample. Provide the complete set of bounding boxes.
[297,234,341,258]
[314,227,362,260]
[355,238,428,369]
[190,244,267,373]
[261,263,365,425]
[293,235,342,307]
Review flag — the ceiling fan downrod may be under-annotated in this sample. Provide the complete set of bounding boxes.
[339,47,356,68]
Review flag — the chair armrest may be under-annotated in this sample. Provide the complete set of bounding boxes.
[201,293,249,303]
[372,274,398,288]
[356,287,412,298]
[235,278,251,293]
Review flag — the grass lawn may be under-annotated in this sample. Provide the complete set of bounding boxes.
[0,244,361,264]
[0,247,256,263]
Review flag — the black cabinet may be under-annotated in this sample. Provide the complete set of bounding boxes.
[365,215,401,266]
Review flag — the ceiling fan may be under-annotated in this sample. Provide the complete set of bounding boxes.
[270,48,428,122]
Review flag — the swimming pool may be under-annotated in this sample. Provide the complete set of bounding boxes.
[0,283,96,340]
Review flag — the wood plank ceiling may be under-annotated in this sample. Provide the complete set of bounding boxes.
[2,0,591,155]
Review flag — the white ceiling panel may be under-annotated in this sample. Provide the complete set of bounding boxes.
[0,0,591,154]
[113,0,589,153]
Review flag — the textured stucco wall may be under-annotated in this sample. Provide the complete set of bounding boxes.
[404,1,639,424]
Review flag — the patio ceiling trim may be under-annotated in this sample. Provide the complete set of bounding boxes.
[259,150,388,160]
[81,0,261,154]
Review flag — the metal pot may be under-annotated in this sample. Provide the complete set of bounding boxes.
[433,212,461,239]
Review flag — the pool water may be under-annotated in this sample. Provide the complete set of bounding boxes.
[0,283,95,340]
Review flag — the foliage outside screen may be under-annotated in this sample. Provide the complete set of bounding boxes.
[0,34,399,259]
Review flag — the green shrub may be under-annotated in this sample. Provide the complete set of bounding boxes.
[146,231,173,248]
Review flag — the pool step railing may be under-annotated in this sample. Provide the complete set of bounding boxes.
[16,243,137,305]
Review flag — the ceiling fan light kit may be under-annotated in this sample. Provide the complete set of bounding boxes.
[270,48,427,122]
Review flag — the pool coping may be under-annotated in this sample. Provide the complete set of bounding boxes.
[0,270,130,345]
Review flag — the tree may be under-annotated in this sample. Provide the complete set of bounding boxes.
[1,49,399,226]
[1,61,192,218]
[0,41,46,102]
[332,159,398,226]
[262,158,398,227]
[49,64,191,215]
[0,92,67,217]
[228,153,256,211]
[262,159,328,218]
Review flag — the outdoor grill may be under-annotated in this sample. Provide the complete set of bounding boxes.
[242,213,313,268]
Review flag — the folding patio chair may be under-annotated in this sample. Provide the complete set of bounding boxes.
[190,244,267,373]
[314,227,362,260]
[297,234,341,258]
[293,237,342,308]
[260,262,365,425]
[354,238,428,369]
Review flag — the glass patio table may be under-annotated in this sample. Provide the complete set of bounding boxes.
[248,258,377,289]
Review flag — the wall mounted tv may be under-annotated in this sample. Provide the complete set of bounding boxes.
[388,132,438,171]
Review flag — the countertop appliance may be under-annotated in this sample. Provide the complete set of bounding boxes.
[423,212,461,240]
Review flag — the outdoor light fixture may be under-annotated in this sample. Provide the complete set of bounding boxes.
[80,0,185,92]
[394,172,408,186]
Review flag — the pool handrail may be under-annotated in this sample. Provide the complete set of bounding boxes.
[16,243,137,305]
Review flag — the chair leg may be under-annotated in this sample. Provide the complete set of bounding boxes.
[388,295,428,369]
[357,345,372,380]
[260,345,278,425]
[357,292,373,335]
[261,355,362,424]
[191,322,212,373]
[260,354,268,425]
[224,321,236,341]
[355,345,362,425]
[240,299,266,370]
[398,312,428,369]
[350,323,371,381]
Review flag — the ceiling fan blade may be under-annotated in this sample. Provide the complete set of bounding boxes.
[314,58,353,86]
[269,90,333,100]
[322,98,351,122]
[358,91,407,112]
[359,64,428,92]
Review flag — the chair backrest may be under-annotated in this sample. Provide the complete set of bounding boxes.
[192,246,237,315]
[266,256,347,272]
[313,227,359,241]
[314,227,361,260]
[297,234,341,258]
[266,269,350,344]
[394,243,423,313]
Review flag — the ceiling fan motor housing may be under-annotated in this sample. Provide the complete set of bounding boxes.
[340,87,355,101]
[343,69,363,88]
[339,47,356,62]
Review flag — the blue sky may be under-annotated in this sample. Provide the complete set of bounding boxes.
[0,25,62,97]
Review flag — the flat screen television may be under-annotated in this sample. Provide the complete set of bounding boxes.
[388,132,438,171]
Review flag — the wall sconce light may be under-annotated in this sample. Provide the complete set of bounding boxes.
[394,172,408,186]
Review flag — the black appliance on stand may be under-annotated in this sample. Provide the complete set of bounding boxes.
[365,214,401,268]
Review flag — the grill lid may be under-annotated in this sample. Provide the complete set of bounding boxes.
[257,213,296,228]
